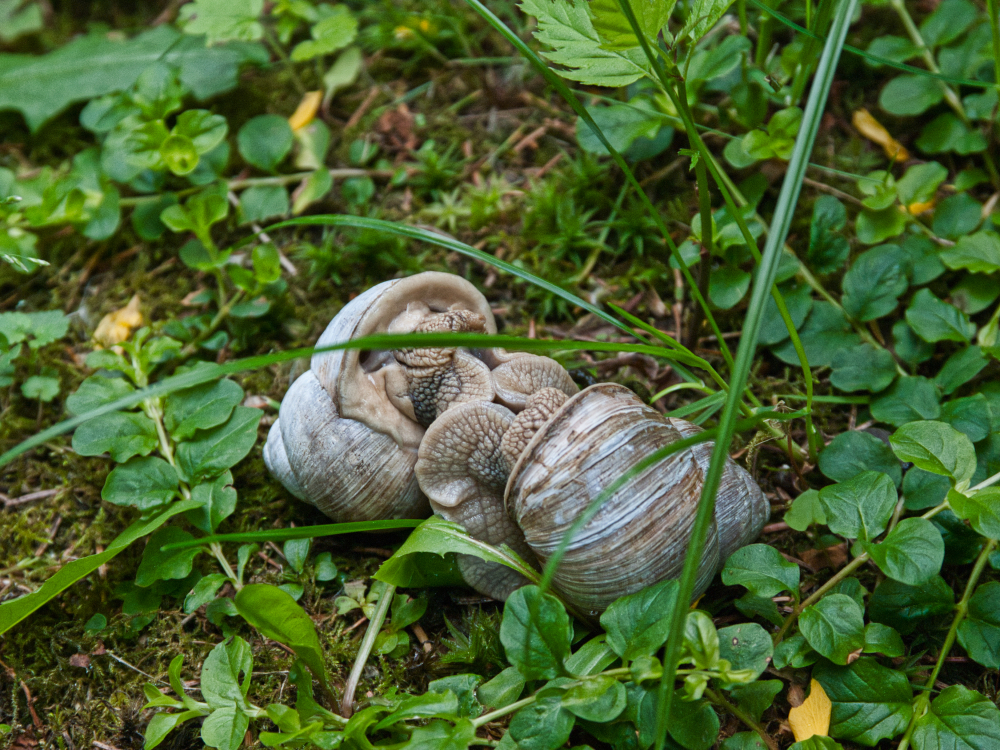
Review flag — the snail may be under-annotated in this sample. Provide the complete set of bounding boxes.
[416,384,769,612]
[263,272,576,522]
[265,272,768,612]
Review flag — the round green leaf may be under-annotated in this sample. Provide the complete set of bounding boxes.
[799,594,865,664]
[237,114,293,171]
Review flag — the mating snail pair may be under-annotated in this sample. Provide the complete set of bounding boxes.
[264,272,768,612]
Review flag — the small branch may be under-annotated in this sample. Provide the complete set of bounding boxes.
[706,688,777,750]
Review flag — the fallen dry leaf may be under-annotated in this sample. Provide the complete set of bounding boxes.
[852,109,909,162]
[800,542,848,571]
[93,294,142,348]
[788,679,832,742]
[68,654,90,668]
[289,91,322,132]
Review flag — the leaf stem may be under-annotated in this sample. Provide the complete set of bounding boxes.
[341,583,395,717]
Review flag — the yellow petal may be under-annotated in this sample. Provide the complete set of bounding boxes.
[289,91,323,132]
[906,199,935,215]
[852,109,909,162]
[93,294,143,348]
[788,679,832,742]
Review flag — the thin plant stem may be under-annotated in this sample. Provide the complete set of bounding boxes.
[341,584,395,717]
[895,537,998,750]
[705,689,778,750]
[774,500,951,643]
[687,157,714,349]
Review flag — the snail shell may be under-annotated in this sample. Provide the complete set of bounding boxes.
[505,383,768,612]
[263,272,496,521]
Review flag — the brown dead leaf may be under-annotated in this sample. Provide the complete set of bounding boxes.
[853,109,909,161]
[800,542,848,571]
[376,104,417,155]
[787,681,805,707]
[93,294,142,348]
[788,679,832,742]
[68,654,90,668]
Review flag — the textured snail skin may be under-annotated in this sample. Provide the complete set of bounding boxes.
[506,383,768,613]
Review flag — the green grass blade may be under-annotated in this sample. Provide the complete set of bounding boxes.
[651,0,859,746]
[0,500,201,636]
[264,215,639,340]
[0,332,709,468]
[160,520,424,550]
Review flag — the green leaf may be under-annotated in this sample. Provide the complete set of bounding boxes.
[865,35,919,66]
[906,289,976,344]
[187,471,238,534]
[841,245,909,322]
[721,544,799,598]
[947,487,1000,540]
[916,113,987,155]
[956,582,1000,668]
[238,114,294,171]
[477,667,525,709]
[935,347,989,396]
[590,0,674,50]
[863,517,944,585]
[729,681,783,724]
[932,193,982,240]
[938,396,990,443]
[561,675,626,721]
[0,26,262,131]
[669,694,720,750]
[174,109,228,154]
[919,0,977,46]
[772,634,817,669]
[758,280,812,346]
[829,344,897,393]
[239,185,289,224]
[323,46,362,101]
[202,706,250,750]
[807,195,849,274]
[879,74,944,116]
[406,719,476,750]
[870,377,940,427]
[576,99,664,156]
[717,622,772,680]
[952,274,999,316]
[374,690,460,729]
[785,489,827,531]
[291,169,333,215]
[901,234,946,285]
[679,0,737,43]
[868,576,954,635]
[234,584,330,691]
[856,206,907,245]
[940,231,1000,274]
[799,594,865,664]
[818,471,897,541]
[102,455,179,510]
[291,6,357,61]
[184,573,229,613]
[159,133,199,175]
[136,527,202,586]
[818,431,902,486]
[176,405,262,481]
[165,376,244,440]
[72,411,159,462]
[600,578,678,660]
[912,685,1000,750]
[283,538,310,574]
[0,500,200,635]
[520,0,651,86]
[21,374,59,401]
[896,162,948,207]
[179,0,264,44]
[375,516,538,587]
[511,693,575,750]
[862,623,904,657]
[500,585,571,681]
[771,302,860,369]
[66,373,134,415]
[815,658,912,745]
[890,420,977,485]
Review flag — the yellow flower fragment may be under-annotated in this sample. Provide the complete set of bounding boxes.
[788,679,832,742]
[852,109,909,162]
[93,294,143,348]
[289,91,323,132]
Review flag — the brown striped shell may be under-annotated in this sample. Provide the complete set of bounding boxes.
[505,383,768,613]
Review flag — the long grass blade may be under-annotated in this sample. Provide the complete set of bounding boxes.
[651,0,859,746]
[160,519,424,550]
[0,332,709,468]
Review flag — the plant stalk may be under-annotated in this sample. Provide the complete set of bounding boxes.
[341,584,395,717]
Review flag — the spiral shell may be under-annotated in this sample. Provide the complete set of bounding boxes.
[505,383,768,612]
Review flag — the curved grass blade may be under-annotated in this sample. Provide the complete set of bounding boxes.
[160,519,423,550]
[263,215,639,340]
[650,1,859,746]
[0,500,201,636]
[0,332,708,468]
